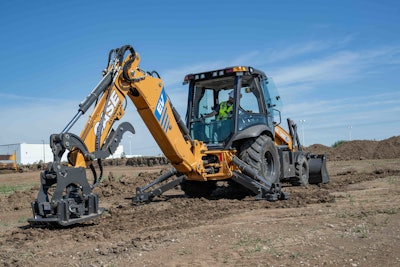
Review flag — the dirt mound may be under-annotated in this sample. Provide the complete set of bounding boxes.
[331,140,378,160]
[307,135,400,161]
[373,136,400,159]
[306,143,333,156]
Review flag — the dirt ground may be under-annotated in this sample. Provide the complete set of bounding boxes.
[1,139,400,266]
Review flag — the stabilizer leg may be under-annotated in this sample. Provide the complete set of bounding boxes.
[231,156,288,201]
[133,168,184,203]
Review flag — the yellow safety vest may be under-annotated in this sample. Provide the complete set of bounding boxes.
[217,101,233,120]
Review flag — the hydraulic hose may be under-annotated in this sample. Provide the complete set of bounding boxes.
[117,45,135,62]
[120,45,137,82]
[107,49,117,69]
[171,102,191,141]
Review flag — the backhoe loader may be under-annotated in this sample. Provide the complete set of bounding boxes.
[28,45,329,226]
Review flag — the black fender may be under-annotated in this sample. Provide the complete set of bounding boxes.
[228,125,274,148]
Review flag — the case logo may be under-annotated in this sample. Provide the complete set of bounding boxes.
[94,90,120,134]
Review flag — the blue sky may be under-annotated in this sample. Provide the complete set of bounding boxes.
[1,0,399,156]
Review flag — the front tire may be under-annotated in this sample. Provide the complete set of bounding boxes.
[239,135,280,186]
[293,154,309,186]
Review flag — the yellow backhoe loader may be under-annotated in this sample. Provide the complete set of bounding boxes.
[28,45,329,226]
[0,151,18,172]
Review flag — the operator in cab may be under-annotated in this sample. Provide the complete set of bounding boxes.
[202,91,234,121]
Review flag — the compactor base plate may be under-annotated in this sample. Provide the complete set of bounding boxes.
[28,208,105,227]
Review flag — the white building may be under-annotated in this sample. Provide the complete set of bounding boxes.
[0,143,123,165]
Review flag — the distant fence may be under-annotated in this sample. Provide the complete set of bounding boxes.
[102,156,169,167]
[0,151,18,172]
[13,156,170,173]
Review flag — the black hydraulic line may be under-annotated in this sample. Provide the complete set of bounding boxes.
[170,102,191,140]
[107,49,117,69]
[92,158,103,188]
[89,163,98,187]
[95,46,133,151]
[118,45,137,83]
[150,70,160,78]
[116,45,135,63]
[122,57,136,82]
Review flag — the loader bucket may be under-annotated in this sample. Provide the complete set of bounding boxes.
[308,154,330,184]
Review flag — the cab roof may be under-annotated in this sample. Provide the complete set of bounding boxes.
[183,66,267,85]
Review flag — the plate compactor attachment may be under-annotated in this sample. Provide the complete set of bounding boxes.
[28,165,104,226]
[28,133,106,227]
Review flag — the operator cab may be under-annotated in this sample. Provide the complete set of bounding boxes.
[184,66,282,149]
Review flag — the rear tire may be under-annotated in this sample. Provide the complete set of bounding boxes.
[239,135,280,185]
